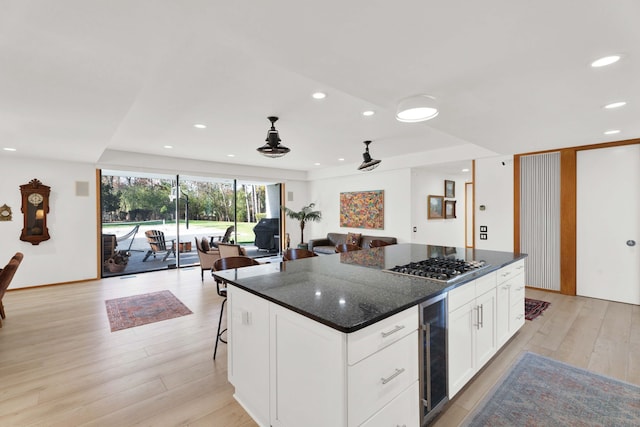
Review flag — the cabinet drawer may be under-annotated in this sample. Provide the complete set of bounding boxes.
[348,306,418,365]
[448,282,476,312]
[510,279,526,302]
[348,332,418,427]
[475,272,497,295]
[510,301,525,332]
[360,380,419,427]
[497,259,525,284]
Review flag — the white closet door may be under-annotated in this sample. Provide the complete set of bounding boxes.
[577,144,640,305]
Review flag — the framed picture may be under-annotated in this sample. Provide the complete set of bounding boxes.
[445,180,455,198]
[428,195,444,219]
[445,200,456,219]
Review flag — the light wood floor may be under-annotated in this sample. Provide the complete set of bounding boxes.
[1,270,638,426]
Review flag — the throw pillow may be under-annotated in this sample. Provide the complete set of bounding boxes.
[201,237,210,252]
[346,232,362,246]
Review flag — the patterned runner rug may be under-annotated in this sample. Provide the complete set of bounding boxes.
[524,297,550,320]
[105,290,192,332]
[462,352,640,426]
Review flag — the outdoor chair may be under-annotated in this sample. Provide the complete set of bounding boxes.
[335,243,362,253]
[283,248,317,261]
[142,230,176,262]
[0,252,24,327]
[195,236,221,281]
[211,225,235,248]
[211,256,260,360]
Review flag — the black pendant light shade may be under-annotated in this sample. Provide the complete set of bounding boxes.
[257,116,290,158]
[358,140,381,171]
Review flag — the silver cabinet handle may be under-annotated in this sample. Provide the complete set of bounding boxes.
[381,368,405,385]
[501,271,511,277]
[516,286,524,291]
[479,304,484,328]
[381,324,405,338]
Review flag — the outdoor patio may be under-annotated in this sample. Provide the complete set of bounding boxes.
[102,223,279,277]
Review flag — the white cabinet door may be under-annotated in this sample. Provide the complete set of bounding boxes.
[360,381,420,427]
[227,285,270,426]
[447,299,476,397]
[269,304,347,427]
[496,282,510,347]
[475,289,496,367]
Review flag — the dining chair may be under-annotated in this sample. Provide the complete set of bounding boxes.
[282,248,318,261]
[0,252,24,327]
[335,243,362,253]
[211,256,261,360]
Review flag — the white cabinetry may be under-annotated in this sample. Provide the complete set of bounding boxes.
[228,284,419,427]
[496,260,526,346]
[227,286,270,426]
[447,273,497,397]
[447,260,526,398]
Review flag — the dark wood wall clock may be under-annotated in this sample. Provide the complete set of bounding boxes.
[20,179,51,245]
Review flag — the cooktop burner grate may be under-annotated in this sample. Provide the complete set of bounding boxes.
[384,257,489,282]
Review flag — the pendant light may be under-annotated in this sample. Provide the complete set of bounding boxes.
[257,116,290,158]
[358,140,381,171]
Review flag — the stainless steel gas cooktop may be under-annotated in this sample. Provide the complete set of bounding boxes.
[384,257,489,283]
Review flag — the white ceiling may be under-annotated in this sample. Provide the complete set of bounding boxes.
[1,1,638,174]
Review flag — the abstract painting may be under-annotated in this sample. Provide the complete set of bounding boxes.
[340,190,384,229]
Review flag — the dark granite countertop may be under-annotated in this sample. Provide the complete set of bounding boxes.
[213,243,527,333]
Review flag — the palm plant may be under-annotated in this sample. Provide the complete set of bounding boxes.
[282,203,322,245]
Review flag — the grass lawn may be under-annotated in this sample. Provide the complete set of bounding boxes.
[102,220,260,244]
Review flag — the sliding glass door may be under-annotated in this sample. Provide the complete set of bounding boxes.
[100,170,282,278]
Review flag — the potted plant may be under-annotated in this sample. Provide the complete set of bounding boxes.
[282,203,322,249]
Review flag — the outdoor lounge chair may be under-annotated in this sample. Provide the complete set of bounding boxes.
[195,236,221,281]
[211,225,234,248]
[142,230,176,262]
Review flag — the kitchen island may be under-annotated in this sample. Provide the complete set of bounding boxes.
[213,244,526,427]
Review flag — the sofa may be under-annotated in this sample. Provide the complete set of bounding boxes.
[308,232,397,255]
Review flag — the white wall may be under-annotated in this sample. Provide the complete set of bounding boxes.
[308,168,412,243]
[280,179,311,247]
[0,156,98,288]
[410,169,468,247]
[474,156,514,251]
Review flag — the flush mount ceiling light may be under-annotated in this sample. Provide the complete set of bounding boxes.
[193,123,207,129]
[396,95,439,122]
[591,55,621,67]
[604,129,621,135]
[312,92,326,99]
[358,140,381,171]
[257,116,290,158]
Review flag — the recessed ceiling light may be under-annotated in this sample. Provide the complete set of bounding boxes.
[164,145,173,149]
[362,110,375,116]
[338,158,345,161]
[193,124,207,129]
[312,92,326,99]
[227,154,235,157]
[314,162,321,166]
[3,147,16,151]
[591,55,621,67]
[462,168,470,172]
[604,129,621,135]
[604,101,627,109]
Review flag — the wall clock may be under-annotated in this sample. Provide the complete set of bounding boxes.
[20,179,51,245]
[0,204,11,221]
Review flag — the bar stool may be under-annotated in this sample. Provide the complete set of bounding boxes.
[211,256,260,360]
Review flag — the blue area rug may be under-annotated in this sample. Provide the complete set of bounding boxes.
[462,352,640,427]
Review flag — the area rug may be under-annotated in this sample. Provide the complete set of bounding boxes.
[105,290,192,332]
[524,297,551,320]
[462,352,640,427]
